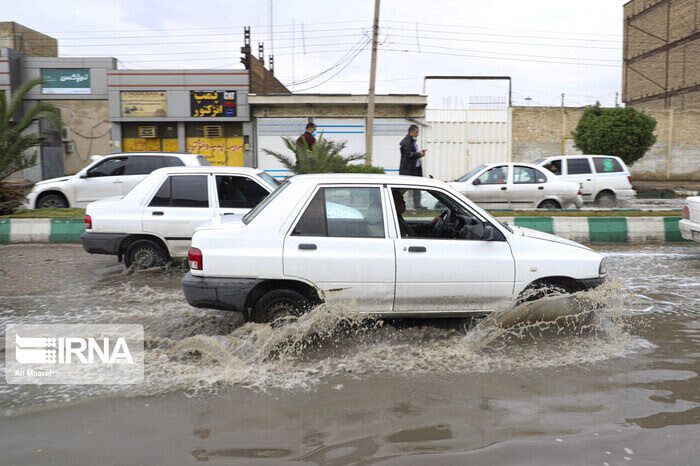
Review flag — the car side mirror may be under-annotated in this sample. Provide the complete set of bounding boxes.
[472,178,481,186]
[482,224,495,241]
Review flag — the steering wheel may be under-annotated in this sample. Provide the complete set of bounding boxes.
[432,209,452,237]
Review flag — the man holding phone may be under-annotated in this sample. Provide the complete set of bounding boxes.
[399,124,427,209]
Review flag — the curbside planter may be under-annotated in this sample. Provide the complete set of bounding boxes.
[0,216,691,245]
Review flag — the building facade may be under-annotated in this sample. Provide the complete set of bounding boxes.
[0,22,57,57]
[623,0,700,109]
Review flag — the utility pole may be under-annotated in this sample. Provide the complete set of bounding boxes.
[365,0,381,165]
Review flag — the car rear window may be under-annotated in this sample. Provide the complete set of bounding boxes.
[593,157,623,173]
[242,181,290,224]
[566,158,592,175]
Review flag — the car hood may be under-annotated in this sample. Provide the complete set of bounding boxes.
[34,176,73,186]
[514,226,592,251]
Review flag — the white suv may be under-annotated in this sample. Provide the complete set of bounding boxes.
[25,152,211,209]
[535,155,636,205]
[81,166,279,268]
[182,174,606,323]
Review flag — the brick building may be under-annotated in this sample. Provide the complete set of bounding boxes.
[0,22,57,57]
[623,0,700,109]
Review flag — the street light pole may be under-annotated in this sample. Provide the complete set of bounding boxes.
[365,0,380,165]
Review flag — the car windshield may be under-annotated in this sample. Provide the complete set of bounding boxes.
[257,171,282,189]
[242,180,290,225]
[457,165,486,182]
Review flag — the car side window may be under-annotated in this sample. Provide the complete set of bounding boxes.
[148,175,209,208]
[593,157,623,173]
[543,159,562,175]
[292,187,385,238]
[513,166,546,184]
[87,157,127,177]
[124,156,165,175]
[216,175,269,209]
[477,166,509,185]
[567,158,592,175]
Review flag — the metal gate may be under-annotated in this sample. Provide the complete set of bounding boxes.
[421,108,511,181]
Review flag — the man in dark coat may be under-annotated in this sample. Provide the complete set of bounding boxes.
[296,122,317,149]
[399,124,426,208]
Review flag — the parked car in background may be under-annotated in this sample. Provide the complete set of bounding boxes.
[25,152,212,209]
[81,166,279,268]
[448,162,583,209]
[680,196,700,242]
[534,155,635,205]
[182,174,606,323]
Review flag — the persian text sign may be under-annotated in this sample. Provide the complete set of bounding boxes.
[5,324,144,384]
[41,68,91,94]
[121,91,168,117]
[190,90,237,118]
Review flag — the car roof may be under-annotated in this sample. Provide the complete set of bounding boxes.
[479,162,544,169]
[99,152,206,158]
[289,173,456,188]
[150,166,263,175]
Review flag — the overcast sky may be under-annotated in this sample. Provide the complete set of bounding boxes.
[5,0,625,107]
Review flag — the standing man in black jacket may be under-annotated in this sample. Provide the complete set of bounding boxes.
[399,124,426,209]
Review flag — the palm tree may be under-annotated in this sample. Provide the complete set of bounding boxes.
[263,135,366,175]
[0,77,62,212]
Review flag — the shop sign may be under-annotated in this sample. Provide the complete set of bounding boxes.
[41,69,91,94]
[121,91,168,117]
[190,90,236,118]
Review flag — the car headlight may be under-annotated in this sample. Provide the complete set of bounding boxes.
[599,258,607,276]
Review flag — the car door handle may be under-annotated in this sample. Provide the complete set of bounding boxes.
[112,180,123,184]
[586,179,592,181]
[408,246,427,253]
[152,211,164,216]
[538,186,544,190]
[299,243,317,250]
[500,187,507,191]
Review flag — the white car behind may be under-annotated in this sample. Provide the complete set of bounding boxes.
[182,174,606,322]
[680,196,700,242]
[448,162,583,209]
[26,152,211,209]
[81,166,279,268]
[535,155,636,205]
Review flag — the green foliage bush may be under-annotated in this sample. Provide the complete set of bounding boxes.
[343,164,385,174]
[573,102,656,166]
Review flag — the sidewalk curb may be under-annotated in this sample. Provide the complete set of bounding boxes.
[0,216,690,244]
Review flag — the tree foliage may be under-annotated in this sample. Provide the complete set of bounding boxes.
[0,78,63,181]
[263,135,384,175]
[572,102,656,166]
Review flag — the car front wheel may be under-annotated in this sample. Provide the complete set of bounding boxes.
[37,193,68,209]
[124,239,168,269]
[251,289,310,324]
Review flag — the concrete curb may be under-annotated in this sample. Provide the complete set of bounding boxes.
[0,217,689,244]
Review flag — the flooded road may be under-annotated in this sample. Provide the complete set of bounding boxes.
[0,243,699,465]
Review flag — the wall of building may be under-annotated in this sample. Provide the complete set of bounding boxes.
[512,105,700,180]
[0,22,58,57]
[623,0,700,109]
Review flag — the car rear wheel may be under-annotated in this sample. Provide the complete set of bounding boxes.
[537,199,561,210]
[251,289,310,324]
[124,239,168,269]
[37,193,68,209]
[595,191,616,207]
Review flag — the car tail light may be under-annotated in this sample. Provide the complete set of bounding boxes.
[627,175,632,185]
[683,205,690,220]
[188,247,203,270]
[84,215,92,230]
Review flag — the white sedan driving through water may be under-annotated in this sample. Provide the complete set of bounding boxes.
[182,174,605,323]
[448,162,583,209]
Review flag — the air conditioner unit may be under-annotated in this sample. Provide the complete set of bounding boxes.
[61,127,72,142]
[138,126,158,138]
[203,125,223,138]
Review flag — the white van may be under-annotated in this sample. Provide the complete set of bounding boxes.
[534,155,636,205]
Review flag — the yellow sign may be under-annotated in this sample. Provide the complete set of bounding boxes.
[121,91,167,118]
[186,137,244,166]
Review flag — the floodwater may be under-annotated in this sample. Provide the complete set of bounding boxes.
[0,243,699,465]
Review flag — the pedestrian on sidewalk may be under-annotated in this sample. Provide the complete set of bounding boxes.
[399,124,426,209]
[296,122,317,150]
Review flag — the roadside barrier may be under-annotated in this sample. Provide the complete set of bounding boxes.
[0,216,688,244]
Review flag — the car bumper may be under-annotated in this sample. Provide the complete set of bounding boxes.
[572,195,584,208]
[182,272,262,314]
[579,276,606,290]
[679,219,700,242]
[80,232,128,255]
[24,192,37,210]
[615,188,636,200]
